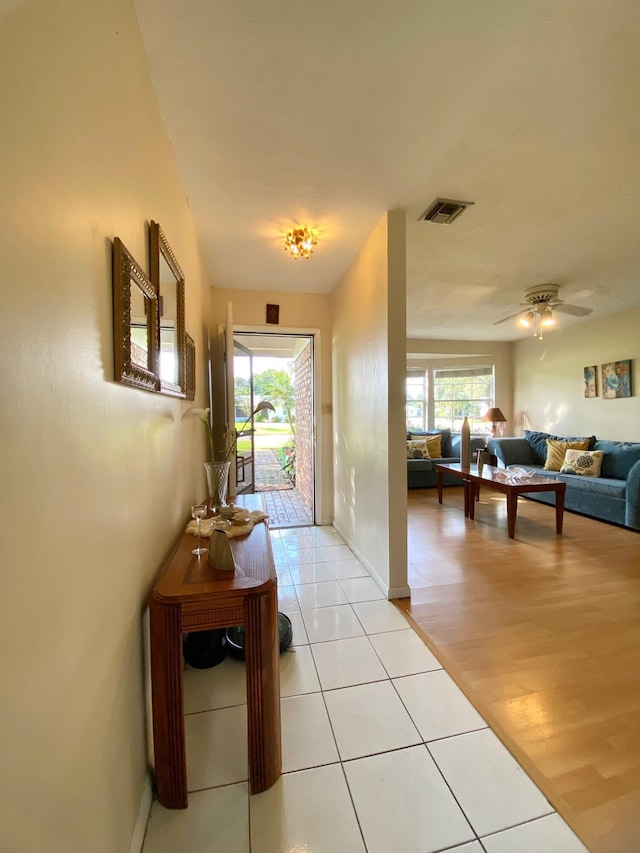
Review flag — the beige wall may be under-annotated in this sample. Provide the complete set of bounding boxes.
[331,212,408,598]
[513,308,640,439]
[0,2,211,851]
[210,288,334,524]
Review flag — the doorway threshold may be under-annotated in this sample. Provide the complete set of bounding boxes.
[260,488,313,528]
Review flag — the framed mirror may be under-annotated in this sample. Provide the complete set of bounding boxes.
[150,221,186,398]
[112,237,159,391]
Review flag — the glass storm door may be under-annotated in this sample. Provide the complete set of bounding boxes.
[233,338,255,495]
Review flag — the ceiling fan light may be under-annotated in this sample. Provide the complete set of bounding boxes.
[541,307,555,327]
[518,311,534,328]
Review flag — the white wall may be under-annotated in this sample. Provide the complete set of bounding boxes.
[210,288,334,524]
[513,308,640,439]
[331,212,408,598]
[0,2,211,850]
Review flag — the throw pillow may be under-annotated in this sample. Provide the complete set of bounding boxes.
[407,439,430,460]
[544,438,589,471]
[424,434,442,458]
[560,449,604,477]
[525,430,596,466]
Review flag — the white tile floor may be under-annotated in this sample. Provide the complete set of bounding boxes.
[142,525,590,853]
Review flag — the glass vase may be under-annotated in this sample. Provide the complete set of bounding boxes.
[204,461,231,514]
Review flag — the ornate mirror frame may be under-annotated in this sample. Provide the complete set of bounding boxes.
[150,221,186,398]
[113,237,159,391]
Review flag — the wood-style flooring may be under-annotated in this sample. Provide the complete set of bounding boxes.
[399,487,640,853]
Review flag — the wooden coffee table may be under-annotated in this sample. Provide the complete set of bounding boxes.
[434,463,473,516]
[435,463,566,539]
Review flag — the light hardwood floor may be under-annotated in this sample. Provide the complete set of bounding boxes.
[399,487,640,853]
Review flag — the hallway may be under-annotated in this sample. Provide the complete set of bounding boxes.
[142,523,587,853]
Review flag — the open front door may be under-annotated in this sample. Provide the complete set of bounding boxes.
[224,302,237,499]
[233,338,256,495]
[223,300,257,499]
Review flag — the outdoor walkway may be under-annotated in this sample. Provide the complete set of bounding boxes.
[254,449,313,527]
[261,488,313,528]
[253,449,292,492]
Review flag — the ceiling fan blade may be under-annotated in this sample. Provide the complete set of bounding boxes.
[493,310,525,325]
[553,303,592,317]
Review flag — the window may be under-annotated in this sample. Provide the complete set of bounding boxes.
[406,372,426,431]
[433,366,494,434]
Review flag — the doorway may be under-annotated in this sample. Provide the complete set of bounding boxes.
[233,332,315,528]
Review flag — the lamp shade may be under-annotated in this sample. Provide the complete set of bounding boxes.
[483,408,506,424]
[483,407,507,438]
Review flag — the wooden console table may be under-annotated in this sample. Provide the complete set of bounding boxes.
[149,495,281,808]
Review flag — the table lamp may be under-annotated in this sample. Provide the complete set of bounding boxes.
[483,407,506,438]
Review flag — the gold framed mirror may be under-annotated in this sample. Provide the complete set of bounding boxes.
[113,237,159,391]
[150,221,186,398]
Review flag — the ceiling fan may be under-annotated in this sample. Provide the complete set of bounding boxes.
[493,284,592,338]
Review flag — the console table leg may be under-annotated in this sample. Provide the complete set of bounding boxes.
[150,600,187,808]
[244,588,282,794]
[437,470,444,504]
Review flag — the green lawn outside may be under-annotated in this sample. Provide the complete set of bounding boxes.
[236,422,293,452]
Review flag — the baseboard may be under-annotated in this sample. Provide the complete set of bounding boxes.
[331,521,409,600]
[129,773,153,853]
[388,584,411,599]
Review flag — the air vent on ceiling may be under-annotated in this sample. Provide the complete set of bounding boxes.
[419,198,474,225]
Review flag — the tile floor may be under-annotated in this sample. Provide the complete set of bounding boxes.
[142,525,590,853]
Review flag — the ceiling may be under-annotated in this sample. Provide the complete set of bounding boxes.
[133,1,640,343]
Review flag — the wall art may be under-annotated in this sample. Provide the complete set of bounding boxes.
[583,365,597,398]
[601,360,632,399]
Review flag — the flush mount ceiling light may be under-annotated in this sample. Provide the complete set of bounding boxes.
[284,226,318,260]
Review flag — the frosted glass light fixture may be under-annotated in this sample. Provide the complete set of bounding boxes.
[520,305,555,339]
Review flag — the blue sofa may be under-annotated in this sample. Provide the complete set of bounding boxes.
[408,428,486,489]
[487,430,640,531]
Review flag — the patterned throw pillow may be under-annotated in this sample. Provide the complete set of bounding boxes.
[525,430,596,466]
[560,449,604,477]
[406,433,443,458]
[544,438,589,471]
[407,439,430,460]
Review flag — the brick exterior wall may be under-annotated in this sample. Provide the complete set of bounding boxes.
[293,342,314,516]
